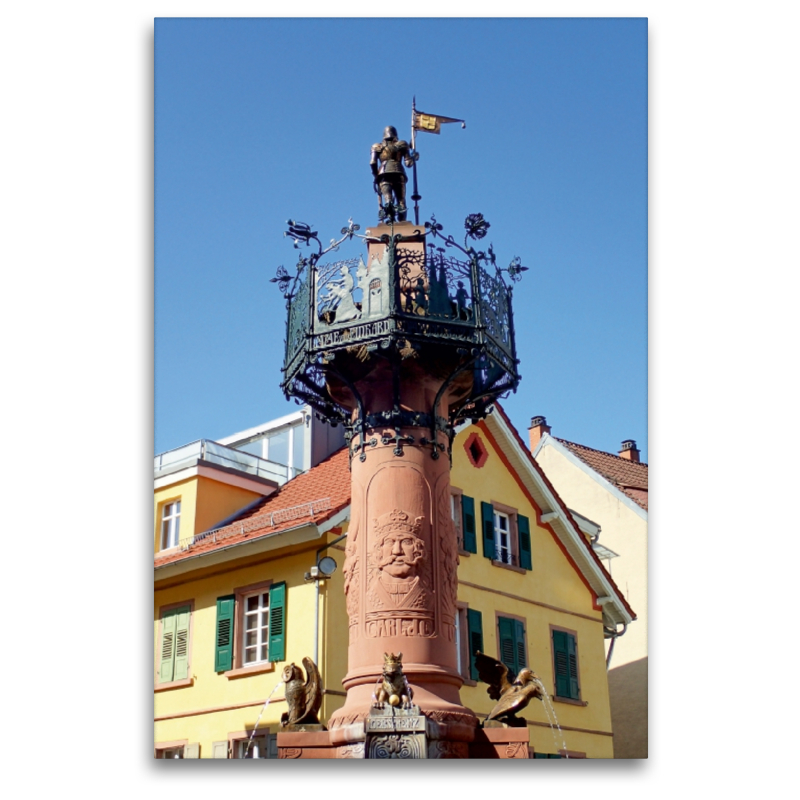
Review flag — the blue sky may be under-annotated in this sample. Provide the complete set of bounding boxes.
[155,18,647,460]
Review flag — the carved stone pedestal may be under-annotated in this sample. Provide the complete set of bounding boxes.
[277,714,531,759]
[470,726,530,759]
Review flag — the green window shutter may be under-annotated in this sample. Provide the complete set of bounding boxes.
[481,501,495,560]
[466,608,483,680]
[173,605,191,681]
[159,609,177,683]
[517,514,532,570]
[214,595,235,673]
[567,633,580,700]
[514,619,527,670]
[553,629,579,699]
[269,581,286,663]
[461,495,477,553]
[498,616,516,675]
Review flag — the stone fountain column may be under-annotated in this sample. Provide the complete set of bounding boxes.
[274,216,528,759]
[324,223,478,758]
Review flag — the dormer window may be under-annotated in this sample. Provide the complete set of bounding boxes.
[161,500,181,549]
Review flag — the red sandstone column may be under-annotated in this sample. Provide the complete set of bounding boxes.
[327,224,478,743]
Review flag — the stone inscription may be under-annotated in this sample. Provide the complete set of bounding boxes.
[365,616,434,638]
[366,716,426,733]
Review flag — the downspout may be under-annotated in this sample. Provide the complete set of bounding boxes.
[313,531,349,667]
[605,622,627,669]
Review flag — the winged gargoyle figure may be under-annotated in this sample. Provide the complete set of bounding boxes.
[474,651,544,726]
[280,657,323,727]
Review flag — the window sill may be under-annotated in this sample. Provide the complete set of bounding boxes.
[154,677,194,692]
[225,662,275,680]
[460,677,478,687]
[553,695,587,707]
[491,560,527,574]
[458,548,472,557]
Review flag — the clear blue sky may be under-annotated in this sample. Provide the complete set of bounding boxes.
[155,17,647,461]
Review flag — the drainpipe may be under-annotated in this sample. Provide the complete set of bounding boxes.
[604,622,627,668]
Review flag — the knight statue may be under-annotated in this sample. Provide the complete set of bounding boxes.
[370,125,419,222]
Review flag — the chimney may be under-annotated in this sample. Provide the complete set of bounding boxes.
[529,415,551,451]
[619,439,640,462]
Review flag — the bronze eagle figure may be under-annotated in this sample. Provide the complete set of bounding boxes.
[474,651,544,725]
[280,657,323,727]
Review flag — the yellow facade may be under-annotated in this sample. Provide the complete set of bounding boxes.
[155,533,350,755]
[154,419,625,758]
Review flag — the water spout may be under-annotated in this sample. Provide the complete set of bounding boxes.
[242,680,284,759]
[532,677,569,759]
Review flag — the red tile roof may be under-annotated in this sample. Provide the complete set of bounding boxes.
[155,446,351,568]
[557,439,648,510]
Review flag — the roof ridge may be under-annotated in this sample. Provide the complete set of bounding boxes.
[555,437,648,468]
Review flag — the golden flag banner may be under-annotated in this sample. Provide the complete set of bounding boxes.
[412,111,466,135]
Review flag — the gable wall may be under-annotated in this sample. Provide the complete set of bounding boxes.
[535,441,647,668]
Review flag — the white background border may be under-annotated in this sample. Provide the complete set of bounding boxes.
[3,1,796,794]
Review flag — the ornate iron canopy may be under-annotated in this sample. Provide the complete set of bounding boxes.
[272,213,526,457]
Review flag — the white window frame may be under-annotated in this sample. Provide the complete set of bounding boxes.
[493,510,512,565]
[161,500,181,550]
[241,590,270,666]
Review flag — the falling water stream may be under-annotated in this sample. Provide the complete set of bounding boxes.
[242,680,283,759]
[533,678,569,759]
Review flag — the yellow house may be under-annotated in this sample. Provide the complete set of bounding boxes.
[154,405,634,758]
[531,416,648,758]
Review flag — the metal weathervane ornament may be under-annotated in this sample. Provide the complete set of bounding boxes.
[271,100,528,465]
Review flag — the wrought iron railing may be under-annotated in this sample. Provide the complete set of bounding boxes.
[154,440,300,485]
[272,214,527,432]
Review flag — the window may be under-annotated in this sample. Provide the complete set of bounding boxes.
[551,628,581,701]
[157,603,192,686]
[157,746,184,759]
[497,615,527,676]
[242,590,270,666]
[229,733,278,759]
[160,500,181,550]
[494,510,512,564]
[480,501,532,569]
[154,742,199,758]
[215,581,286,673]
[451,491,462,549]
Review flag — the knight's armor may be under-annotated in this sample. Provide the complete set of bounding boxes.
[371,138,412,180]
[370,126,417,221]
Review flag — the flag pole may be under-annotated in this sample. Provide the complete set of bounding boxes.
[411,97,420,225]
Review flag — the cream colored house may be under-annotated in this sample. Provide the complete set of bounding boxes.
[531,417,647,759]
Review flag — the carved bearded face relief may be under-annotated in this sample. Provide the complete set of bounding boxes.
[378,530,424,579]
[372,510,425,582]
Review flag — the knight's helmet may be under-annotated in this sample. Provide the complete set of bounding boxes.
[383,125,398,141]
